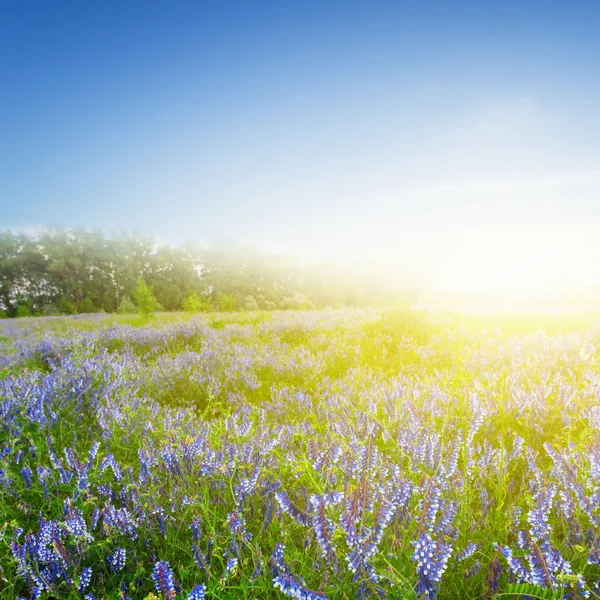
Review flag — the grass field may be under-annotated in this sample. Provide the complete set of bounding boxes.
[2,308,600,599]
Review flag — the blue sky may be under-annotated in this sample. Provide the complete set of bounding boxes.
[2,1,600,293]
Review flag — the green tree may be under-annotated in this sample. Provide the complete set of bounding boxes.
[15,302,32,317]
[183,291,211,313]
[79,297,96,313]
[117,296,137,314]
[57,295,77,315]
[280,292,314,310]
[218,292,237,312]
[133,279,159,316]
[243,295,259,311]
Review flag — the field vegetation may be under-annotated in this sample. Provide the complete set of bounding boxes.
[1,308,600,599]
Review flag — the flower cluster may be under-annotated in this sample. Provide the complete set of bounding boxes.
[0,310,598,599]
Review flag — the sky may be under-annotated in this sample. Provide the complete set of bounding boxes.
[2,1,600,297]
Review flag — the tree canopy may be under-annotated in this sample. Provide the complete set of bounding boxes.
[0,228,413,317]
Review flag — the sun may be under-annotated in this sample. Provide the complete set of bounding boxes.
[427,226,593,303]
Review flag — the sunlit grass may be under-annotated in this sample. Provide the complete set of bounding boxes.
[1,308,600,599]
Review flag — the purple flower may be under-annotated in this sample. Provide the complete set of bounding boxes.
[411,532,452,599]
[186,584,206,600]
[152,560,176,599]
[107,547,126,573]
[78,567,92,593]
[273,573,328,599]
[20,466,32,489]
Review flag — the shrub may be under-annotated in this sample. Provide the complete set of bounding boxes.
[243,295,259,311]
[133,279,159,317]
[183,291,211,313]
[79,297,97,313]
[57,296,77,315]
[218,292,237,312]
[15,302,32,318]
[280,292,314,310]
[42,304,62,317]
[117,296,137,314]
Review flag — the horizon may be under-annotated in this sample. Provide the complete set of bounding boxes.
[2,1,600,299]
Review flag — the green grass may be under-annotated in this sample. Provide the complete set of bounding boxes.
[1,308,600,599]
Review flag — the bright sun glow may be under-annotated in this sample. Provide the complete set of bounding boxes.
[427,227,596,301]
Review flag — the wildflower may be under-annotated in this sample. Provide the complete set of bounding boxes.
[455,542,477,563]
[274,490,312,526]
[224,556,238,579]
[192,543,209,574]
[270,542,287,576]
[411,531,452,599]
[482,552,502,600]
[78,567,92,593]
[464,559,481,578]
[20,466,32,489]
[310,495,337,566]
[528,487,555,541]
[107,547,126,573]
[100,454,123,481]
[227,510,252,543]
[152,560,176,599]
[273,573,328,599]
[190,517,201,542]
[187,584,206,600]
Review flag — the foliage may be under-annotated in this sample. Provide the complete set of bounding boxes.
[117,296,137,314]
[218,291,238,312]
[243,294,259,311]
[42,303,62,316]
[183,291,212,313]
[0,309,599,599]
[15,302,32,317]
[280,292,314,310]
[133,278,159,316]
[57,295,77,315]
[79,297,97,314]
[0,228,416,317]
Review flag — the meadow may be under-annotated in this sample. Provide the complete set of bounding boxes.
[1,308,600,599]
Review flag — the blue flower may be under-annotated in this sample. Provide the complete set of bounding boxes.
[107,548,126,573]
[20,466,33,489]
[78,567,92,593]
[187,583,206,600]
[152,560,176,599]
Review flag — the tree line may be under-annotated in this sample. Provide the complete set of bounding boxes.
[0,228,413,318]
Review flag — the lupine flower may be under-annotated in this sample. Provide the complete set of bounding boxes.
[190,517,201,541]
[275,490,312,526]
[455,542,477,563]
[107,547,126,573]
[78,567,92,593]
[222,556,238,581]
[20,466,33,489]
[411,532,453,599]
[227,510,252,542]
[273,573,328,599]
[152,560,176,599]
[187,584,206,600]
